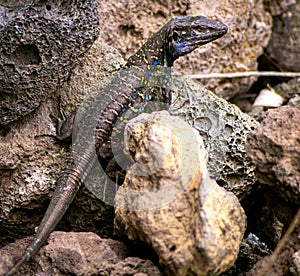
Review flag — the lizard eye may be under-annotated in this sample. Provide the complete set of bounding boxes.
[172,32,179,41]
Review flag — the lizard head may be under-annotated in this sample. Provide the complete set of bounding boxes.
[166,16,228,65]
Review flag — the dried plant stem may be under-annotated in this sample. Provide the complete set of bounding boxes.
[190,71,300,79]
[257,208,300,276]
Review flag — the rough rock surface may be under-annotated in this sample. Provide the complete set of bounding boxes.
[247,211,300,276]
[248,77,300,123]
[266,1,300,72]
[221,233,272,275]
[0,63,257,247]
[114,111,246,275]
[252,190,298,250]
[246,106,300,204]
[0,0,100,125]
[273,78,300,110]
[0,40,124,246]
[97,0,272,99]
[0,231,161,275]
[170,73,258,200]
[58,38,125,120]
[264,0,296,16]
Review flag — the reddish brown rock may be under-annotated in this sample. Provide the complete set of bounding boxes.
[0,231,161,276]
[246,106,300,204]
[253,190,297,249]
[265,0,296,16]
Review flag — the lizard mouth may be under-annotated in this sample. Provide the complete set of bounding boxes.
[191,25,228,44]
[174,26,227,54]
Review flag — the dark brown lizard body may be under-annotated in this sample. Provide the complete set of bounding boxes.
[5,16,227,275]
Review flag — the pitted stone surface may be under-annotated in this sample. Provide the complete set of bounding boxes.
[0,0,100,125]
[170,73,258,199]
[273,78,300,110]
[0,41,123,246]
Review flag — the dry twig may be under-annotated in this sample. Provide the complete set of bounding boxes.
[190,71,300,79]
[257,208,300,276]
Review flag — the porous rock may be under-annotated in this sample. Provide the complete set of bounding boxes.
[97,0,272,98]
[170,73,258,200]
[0,40,124,245]
[246,106,300,204]
[0,0,100,125]
[266,1,300,72]
[114,111,246,275]
[0,231,161,275]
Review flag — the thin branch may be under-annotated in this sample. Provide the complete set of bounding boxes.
[189,71,300,79]
[257,208,300,276]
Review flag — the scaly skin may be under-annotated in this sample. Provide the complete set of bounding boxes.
[4,15,227,275]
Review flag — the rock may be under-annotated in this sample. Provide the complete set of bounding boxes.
[0,40,124,245]
[59,38,125,120]
[266,1,300,72]
[292,249,300,275]
[0,0,100,125]
[222,233,272,275]
[264,0,296,16]
[170,73,258,200]
[97,0,272,99]
[273,78,300,110]
[249,78,300,122]
[247,211,300,276]
[114,111,246,275]
[0,231,161,275]
[252,190,297,250]
[1,34,257,273]
[246,106,300,204]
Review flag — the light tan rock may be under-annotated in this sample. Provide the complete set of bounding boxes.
[114,111,246,275]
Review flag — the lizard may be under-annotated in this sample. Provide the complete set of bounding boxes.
[4,15,227,275]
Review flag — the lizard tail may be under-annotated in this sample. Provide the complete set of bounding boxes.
[5,149,97,275]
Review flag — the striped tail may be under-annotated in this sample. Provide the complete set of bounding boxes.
[5,145,97,276]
